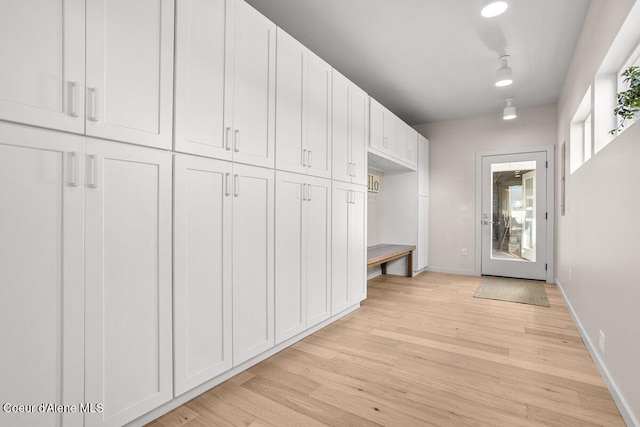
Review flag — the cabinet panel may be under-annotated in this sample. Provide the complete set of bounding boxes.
[306,177,332,326]
[349,186,367,303]
[305,53,332,179]
[331,71,350,183]
[174,155,233,396]
[275,29,305,174]
[0,0,85,134]
[0,124,84,427]
[275,173,305,343]
[174,0,230,160]
[232,164,275,364]
[405,126,418,167]
[369,98,385,152]
[331,184,350,314]
[418,135,429,197]
[85,140,172,427]
[383,110,398,156]
[86,0,174,149]
[229,0,276,168]
[350,85,368,186]
[417,196,429,271]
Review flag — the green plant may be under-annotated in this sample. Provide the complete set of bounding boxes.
[610,65,640,135]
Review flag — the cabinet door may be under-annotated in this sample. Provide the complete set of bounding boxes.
[331,71,351,183]
[275,29,305,175]
[331,182,351,314]
[305,52,332,179]
[174,0,232,160]
[306,176,332,327]
[174,154,233,396]
[232,164,275,365]
[417,196,429,271]
[406,126,418,168]
[350,84,368,186]
[85,140,172,427]
[369,98,385,152]
[349,186,367,304]
[0,0,84,134]
[86,0,175,149]
[228,0,276,168]
[383,109,398,156]
[397,121,408,163]
[0,124,84,427]
[275,172,306,344]
[418,135,429,197]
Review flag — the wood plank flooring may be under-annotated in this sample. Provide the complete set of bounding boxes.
[148,272,625,426]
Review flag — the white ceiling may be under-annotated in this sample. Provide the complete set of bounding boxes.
[245,0,591,125]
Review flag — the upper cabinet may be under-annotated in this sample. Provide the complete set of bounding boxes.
[369,97,417,169]
[85,0,175,149]
[418,134,429,197]
[175,0,275,167]
[332,70,368,186]
[275,29,332,178]
[0,0,85,134]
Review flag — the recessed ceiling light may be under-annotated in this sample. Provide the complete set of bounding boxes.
[495,55,513,87]
[503,98,517,120]
[481,1,508,18]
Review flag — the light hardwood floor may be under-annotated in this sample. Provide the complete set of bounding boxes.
[148,272,625,426]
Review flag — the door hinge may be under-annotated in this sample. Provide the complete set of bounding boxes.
[546,161,548,168]
[545,263,548,271]
[545,212,548,220]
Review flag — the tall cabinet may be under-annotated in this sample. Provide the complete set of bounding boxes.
[416,134,430,272]
[84,139,173,427]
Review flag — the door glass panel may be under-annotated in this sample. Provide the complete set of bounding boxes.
[490,161,536,262]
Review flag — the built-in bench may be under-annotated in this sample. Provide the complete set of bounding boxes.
[367,244,416,277]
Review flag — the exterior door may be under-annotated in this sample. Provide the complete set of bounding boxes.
[481,151,547,280]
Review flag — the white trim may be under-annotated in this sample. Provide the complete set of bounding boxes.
[475,145,555,283]
[128,303,361,426]
[556,280,639,427]
[426,266,477,276]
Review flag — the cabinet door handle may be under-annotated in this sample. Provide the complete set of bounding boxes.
[234,130,240,152]
[87,155,98,188]
[225,127,232,151]
[307,150,312,168]
[68,81,78,118]
[347,189,352,204]
[302,183,307,201]
[302,149,307,167]
[308,184,312,201]
[87,87,98,121]
[233,174,239,197]
[225,173,231,196]
[68,152,80,186]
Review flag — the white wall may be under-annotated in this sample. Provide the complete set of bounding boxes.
[414,105,557,275]
[556,1,640,425]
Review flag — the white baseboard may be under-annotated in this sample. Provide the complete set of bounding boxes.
[425,266,477,276]
[127,304,361,426]
[555,279,638,427]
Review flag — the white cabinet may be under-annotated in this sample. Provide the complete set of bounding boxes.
[232,164,275,365]
[275,172,331,344]
[174,0,275,168]
[173,154,233,396]
[369,97,417,169]
[85,0,175,149]
[174,0,230,160]
[332,182,367,314]
[0,123,84,427]
[417,196,429,271]
[0,0,85,134]
[275,29,332,178]
[383,106,398,157]
[332,70,368,185]
[418,134,429,197]
[84,139,173,427]
[400,123,418,167]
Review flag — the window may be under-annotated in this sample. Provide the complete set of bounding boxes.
[616,41,640,134]
[570,87,592,174]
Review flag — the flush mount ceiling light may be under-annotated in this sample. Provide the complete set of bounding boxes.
[503,98,517,120]
[481,1,508,18]
[495,55,513,87]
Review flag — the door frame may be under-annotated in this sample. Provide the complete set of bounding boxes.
[474,145,555,283]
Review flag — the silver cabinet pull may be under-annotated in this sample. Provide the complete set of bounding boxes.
[308,184,312,201]
[302,149,307,167]
[87,87,98,121]
[308,150,312,168]
[68,82,78,118]
[225,173,231,196]
[233,174,239,197]
[68,152,80,186]
[302,183,307,201]
[87,155,98,188]
[225,127,232,151]
[234,130,240,152]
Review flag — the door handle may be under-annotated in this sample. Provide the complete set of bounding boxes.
[225,127,232,151]
[307,150,312,168]
[225,173,231,196]
[87,155,98,188]
[481,220,495,225]
[302,183,307,201]
[302,149,307,167]
[68,81,78,118]
[234,130,240,152]
[87,87,98,121]
[233,174,239,197]
[307,184,312,201]
[68,152,80,186]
